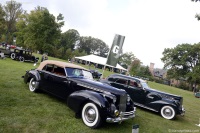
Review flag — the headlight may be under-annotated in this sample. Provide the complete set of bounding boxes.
[114,110,120,117]
[127,94,131,102]
[110,103,118,116]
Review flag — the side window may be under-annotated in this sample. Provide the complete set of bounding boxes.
[129,79,142,88]
[107,77,116,82]
[43,64,54,72]
[115,78,128,85]
[19,50,23,55]
[53,66,66,76]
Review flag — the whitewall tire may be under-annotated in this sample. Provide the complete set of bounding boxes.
[29,78,39,92]
[10,53,16,60]
[82,102,102,128]
[160,106,176,120]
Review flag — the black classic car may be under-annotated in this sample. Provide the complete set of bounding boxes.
[11,48,39,62]
[23,60,136,128]
[89,69,102,79]
[100,74,185,120]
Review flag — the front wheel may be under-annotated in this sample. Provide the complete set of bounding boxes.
[82,102,102,128]
[10,53,16,60]
[160,105,176,120]
[29,78,39,92]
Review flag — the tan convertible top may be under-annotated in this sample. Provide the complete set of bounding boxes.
[37,60,88,71]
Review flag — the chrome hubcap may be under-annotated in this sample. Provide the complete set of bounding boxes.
[164,108,172,116]
[30,80,36,90]
[84,107,96,123]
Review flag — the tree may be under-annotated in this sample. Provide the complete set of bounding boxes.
[191,0,200,20]
[15,11,28,47]
[0,4,6,41]
[3,0,24,44]
[78,36,109,57]
[129,59,141,76]
[161,43,200,88]
[16,6,64,54]
[91,38,109,57]
[58,29,80,58]
[118,52,135,69]
[136,66,152,78]
[72,49,87,57]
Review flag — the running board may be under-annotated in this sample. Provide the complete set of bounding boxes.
[134,102,158,112]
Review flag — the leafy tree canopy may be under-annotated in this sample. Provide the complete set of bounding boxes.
[118,52,135,69]
[161,43,200,86]
[77,36,109,57]
[3,0,24,43]
[0,4,6,40]
[15,6,64,54]
[191,0,200,20]
[129,59,141,76]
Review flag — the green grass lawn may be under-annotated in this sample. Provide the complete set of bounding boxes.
[0,55,200,133]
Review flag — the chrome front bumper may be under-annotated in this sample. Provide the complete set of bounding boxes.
[106,107,136,123]
[180,106,185,116]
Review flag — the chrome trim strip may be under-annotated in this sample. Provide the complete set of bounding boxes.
[134,102,158,112]
[77,83,111,94]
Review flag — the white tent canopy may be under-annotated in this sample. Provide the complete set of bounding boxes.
[75,54,127,71]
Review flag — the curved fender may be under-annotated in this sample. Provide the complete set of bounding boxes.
[24,70,41,83]
[67,90,109,113]
[147,99,178,112]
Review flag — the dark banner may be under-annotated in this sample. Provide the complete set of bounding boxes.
[106,34,125,67]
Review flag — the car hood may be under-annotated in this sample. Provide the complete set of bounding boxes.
[69,77,126,96]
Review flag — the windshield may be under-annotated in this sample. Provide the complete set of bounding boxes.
[65,67,93,80]
[141,82,149,88]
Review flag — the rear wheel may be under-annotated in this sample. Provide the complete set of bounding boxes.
[160,105,176,120]
[82,102,102,128]
[10,53,16,60]
[19,57,24,62]
[29,78,39,92]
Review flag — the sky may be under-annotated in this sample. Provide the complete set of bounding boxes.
[1,0,200,68]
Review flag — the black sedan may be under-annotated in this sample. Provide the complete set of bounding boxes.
[23,60,136,128]
[11,48,39,62]
[100,74,185,120]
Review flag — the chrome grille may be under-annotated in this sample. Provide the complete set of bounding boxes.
[119,94,127,112]
[179,97,183,110]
